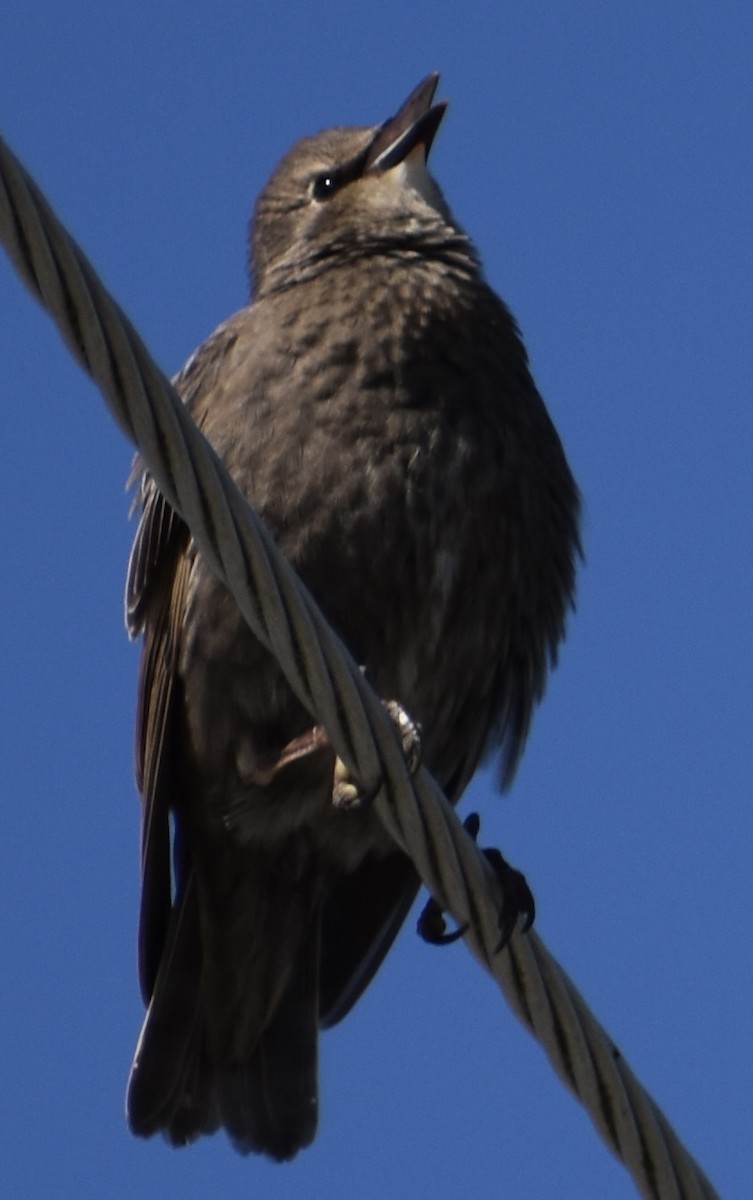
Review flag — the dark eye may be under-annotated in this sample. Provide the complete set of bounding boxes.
[311,171,342,201]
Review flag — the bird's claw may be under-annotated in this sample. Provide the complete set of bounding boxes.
[332,697,422,810]
[416,813,535,951]
[416,896,467,945]
[382,699,422,774]
[485,846,536,949]
[331,755,370,809]
[248,693,421,811]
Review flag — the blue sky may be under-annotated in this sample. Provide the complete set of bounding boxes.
[1,4,750,1197]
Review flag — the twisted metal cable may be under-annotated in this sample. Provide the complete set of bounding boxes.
[0,131,719,1200]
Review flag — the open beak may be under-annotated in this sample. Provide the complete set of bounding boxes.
[364,74,447,174]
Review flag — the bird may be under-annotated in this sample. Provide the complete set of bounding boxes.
[124,73,581,1162]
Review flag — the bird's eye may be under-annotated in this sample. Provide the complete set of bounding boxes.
[311,171,341,201]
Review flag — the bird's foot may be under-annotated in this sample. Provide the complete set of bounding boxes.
[251,697,421,810]
[417,813,536,950]
[332,699,422,809]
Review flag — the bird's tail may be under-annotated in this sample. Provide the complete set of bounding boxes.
[127,845,321,1161]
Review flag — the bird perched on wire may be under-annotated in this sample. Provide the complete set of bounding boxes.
[125,74,581,1162]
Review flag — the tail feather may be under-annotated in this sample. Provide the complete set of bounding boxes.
[217,917,320,1159]
[127,873,211,1141]
[214,868,321,1156]
[127,856,321,1160]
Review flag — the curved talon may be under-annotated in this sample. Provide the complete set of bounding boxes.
[417,895,469,945]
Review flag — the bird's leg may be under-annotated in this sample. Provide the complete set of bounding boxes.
[417,813,536,950]
[251,726,332,785]
[250,695,422,810]
[332,699,422,809]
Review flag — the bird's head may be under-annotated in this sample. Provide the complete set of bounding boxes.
[250,75,469,296]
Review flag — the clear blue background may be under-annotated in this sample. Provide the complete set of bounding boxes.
[1,4,750,1197]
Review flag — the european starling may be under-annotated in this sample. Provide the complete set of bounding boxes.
[125,74,580,1161]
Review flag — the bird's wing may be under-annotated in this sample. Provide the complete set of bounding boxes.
[318,851,419,1027]
[127,481,192,1002]
[125,317,242,1001]
[318,755,479,1028]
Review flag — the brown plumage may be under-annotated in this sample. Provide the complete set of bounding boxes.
[125,75,580,1161]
